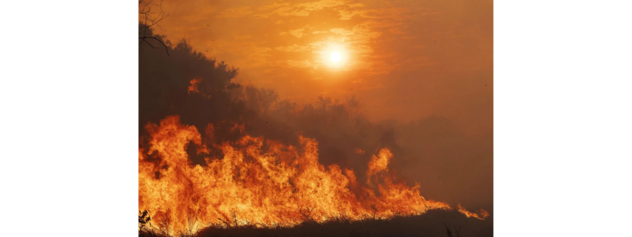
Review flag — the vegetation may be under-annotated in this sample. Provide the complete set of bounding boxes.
[138,6,492,237]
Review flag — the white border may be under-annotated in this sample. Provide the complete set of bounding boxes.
[1,0,631,236]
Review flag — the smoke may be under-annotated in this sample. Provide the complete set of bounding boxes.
[139,24,492,212]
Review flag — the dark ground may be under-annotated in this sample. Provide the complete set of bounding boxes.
[139,209,492,237]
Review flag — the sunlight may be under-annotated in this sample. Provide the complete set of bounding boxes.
[330,52,342,62]
[321,43,348,69]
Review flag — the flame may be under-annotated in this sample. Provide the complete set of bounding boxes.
[188,78,202,95]
[457,204,489,220]
[139,115,485,235]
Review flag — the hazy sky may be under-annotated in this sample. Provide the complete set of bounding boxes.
[152,0,492,138]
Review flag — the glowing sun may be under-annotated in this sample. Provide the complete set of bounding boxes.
[330,51,342,62]
[322,44,348,69]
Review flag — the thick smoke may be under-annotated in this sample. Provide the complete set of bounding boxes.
[139,24,492,213]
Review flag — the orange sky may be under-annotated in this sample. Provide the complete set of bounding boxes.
[152,0,492,138]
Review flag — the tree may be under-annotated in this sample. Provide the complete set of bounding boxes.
[139,0,169,56]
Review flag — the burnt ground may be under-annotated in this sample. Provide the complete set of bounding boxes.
[139,209,493,237]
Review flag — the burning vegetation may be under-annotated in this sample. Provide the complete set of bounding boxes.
[139,21,491,236]
[139,116,487,235]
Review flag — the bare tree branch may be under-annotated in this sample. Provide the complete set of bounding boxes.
[140,36,170,56]
[139,0,170,56]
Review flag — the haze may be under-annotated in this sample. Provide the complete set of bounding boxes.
[143,0,493,211]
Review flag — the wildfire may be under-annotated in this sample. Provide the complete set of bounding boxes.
[188,78,202,95]
[139,116,487,235]
[457,204,490,220]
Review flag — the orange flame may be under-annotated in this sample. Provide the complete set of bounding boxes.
[457,204,489,220]
[139,116,485,235]
[354,148,365,154]
[188,78,202,95]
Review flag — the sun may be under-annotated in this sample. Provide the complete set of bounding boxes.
[322,44,348,69]
[330,51,342,63]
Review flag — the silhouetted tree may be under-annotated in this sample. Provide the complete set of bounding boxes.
[139,0,169,55]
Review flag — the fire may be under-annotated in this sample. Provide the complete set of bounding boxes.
[457,204,489,220]
[188,78,202,95]
[139,116,486,235]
